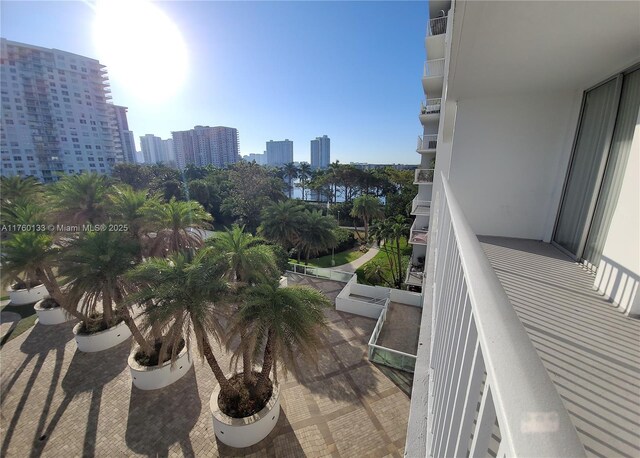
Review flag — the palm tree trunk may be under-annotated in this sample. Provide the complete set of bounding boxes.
[364,218,369,242]
[121,308,154,355]
[395,237,402,288]
[102,287,113,327]
[36,266,84,321]
[258,328,275,390]
[202,337,238,397]
[241,330,253,385]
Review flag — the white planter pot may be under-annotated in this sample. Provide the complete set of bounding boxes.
[128,343,193,390]
[73,320,131,352]
[34,300,72,325]
[210,380,280,448]
[8,283,48,305]
[278,276,288,288]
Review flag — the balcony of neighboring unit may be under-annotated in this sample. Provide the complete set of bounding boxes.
[413,168,434,185]
[417,134,437,154]
[411,197,431,216]
[408,221,428,246]
[425,16,448,60]
[419,98,441,125]
[422,58,445,96]
[405,257,425,287]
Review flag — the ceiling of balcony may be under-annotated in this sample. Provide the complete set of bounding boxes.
[448,1,640,99]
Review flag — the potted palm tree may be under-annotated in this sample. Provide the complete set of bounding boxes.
[212,281,331,448]
[62,230,141,352]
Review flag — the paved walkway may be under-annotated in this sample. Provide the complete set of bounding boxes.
[332,247,380,273]
[0,275,410,457]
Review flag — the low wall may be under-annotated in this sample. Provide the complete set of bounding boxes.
[351,283,389,300]
[336,297,386,318]
[390,289,423,308]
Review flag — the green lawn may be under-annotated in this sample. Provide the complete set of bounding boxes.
[356,237,412,287]
[290,246,366,268]
[0,301,39,347]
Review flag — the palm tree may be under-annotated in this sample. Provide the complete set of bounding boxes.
[1,231,83,319]
[0,175,43,207]
[61,230,149,350]
[282,162,299,199]
[350,194,384,242]
[228,282,331,397]
[144,198,213,257]
[370,215,410,288]
[47,173,110,225]
[126,250,239,397]
[208,225,278,284]
[297,210,338,263]
[297,162,312,200]
[258,201,306,251]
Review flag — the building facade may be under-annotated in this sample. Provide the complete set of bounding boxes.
[111,105,136,163]
[310,135,330,169]
[139,133,164,164]
[172,125,239,169]
[266,139,293,166]
[0,39,122,181]
[243,152,266,165]
[405,1,640,457]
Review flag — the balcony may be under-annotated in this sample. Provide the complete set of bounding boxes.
[414,168,434,185]
[409,221,428,245]
[405,256,425,287]
[405,175,586,457]
[426,16,448,37]
[417,134,437,153]
[411,197,431,216]
[419,98,441,126]
[422,58,445,96]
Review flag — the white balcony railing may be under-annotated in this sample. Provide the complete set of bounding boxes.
[414,168,434,185]
[424,59,445,78]
[418,135,438,151]
[427,16,448,37]
[425,174,585,457]
[411,197,431,216]
[421,98,442,115]
[409,221,428,245]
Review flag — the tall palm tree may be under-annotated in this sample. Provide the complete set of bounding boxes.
[47,173,110,225]
[297,210,338,263]
[370,215,410,288]
[297,162,312,201]
[228,282,331,395]
[0,175,43,207]
[258,200,306,251]
[282,162,299,199]
[144,198,213,257]
[61,231,149,350]
[208,225,277,284]
[127,250,238,397]
[350,194,384,242]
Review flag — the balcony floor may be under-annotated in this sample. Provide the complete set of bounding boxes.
[376,302,421,356]
[479,236,640,458]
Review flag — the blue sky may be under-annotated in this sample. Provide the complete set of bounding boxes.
[1,1,429,164]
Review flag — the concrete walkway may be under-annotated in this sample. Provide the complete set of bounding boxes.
[332,247,380,273]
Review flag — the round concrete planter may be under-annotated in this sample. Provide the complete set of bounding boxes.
[8,283,48,305]
[210,380,281,448]
[73,320,131,352]
[34,299,72,325]
[128,343,193,390]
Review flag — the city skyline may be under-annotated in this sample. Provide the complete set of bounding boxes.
[1,1,429,164]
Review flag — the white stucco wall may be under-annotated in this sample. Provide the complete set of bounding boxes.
[594,109,640,315]
[447,91,581,241]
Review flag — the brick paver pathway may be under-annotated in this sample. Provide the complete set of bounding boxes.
[0,275,410,457]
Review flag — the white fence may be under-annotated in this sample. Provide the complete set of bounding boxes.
[287,263,353,283]
[367,299,418,373]
[427,16,447,37]
[418,134,438,151]
[424,59,445,78]
[425,175,585,457]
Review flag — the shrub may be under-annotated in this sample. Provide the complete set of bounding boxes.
[40,298,60,309]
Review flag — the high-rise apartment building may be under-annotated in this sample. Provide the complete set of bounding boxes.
[0,39,122,181]
[111,105,136,163]
[244,153,266,165]
[161,138,175,165]
[139,134,164,164]
[172,125,239,169]
[266,139,293,166]
[310,135,330,169]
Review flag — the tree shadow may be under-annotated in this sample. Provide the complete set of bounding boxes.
[214,408,306,457]
[29,337,130,457]
[0,320,75,457]
[125,366,201,457]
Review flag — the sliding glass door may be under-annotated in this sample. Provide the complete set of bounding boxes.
[554,66,640,267]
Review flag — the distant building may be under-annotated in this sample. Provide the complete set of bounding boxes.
[111,105,136,163]
[266,139,293,166]
[172,125,239,169]
[350,162,415,171]
[161,138,175,165]
[310,135,330,169]
[140,134,164,164]
[243,153,266,165]
[0,39,122,181]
